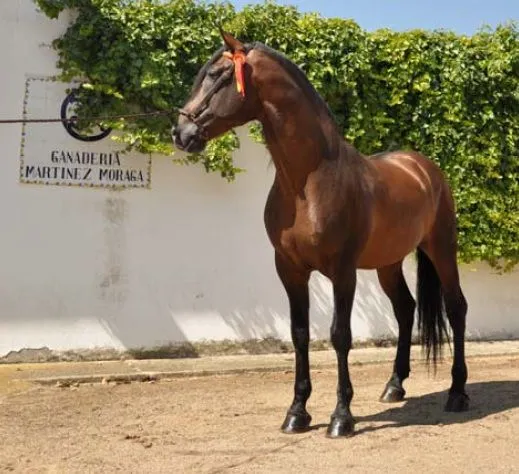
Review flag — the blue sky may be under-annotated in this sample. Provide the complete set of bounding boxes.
[230,0,518,35]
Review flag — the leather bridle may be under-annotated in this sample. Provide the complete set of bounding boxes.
[177,65,235,139]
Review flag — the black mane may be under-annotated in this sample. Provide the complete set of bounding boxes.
[248,42,336,122]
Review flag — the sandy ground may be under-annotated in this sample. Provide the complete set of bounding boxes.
[1,354,518,473]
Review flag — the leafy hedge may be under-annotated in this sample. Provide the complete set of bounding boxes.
[34,0,518,269]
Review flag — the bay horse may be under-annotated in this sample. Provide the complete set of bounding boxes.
[172,31,469,438]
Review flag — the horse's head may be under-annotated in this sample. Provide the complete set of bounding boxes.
[172,31,259,153]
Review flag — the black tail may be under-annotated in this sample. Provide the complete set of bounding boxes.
[416,248,449,369]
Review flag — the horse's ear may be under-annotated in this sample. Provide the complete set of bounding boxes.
[219,29,245,52]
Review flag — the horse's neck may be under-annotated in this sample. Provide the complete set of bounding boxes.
[259,94,347,195]
[260,73,360,195]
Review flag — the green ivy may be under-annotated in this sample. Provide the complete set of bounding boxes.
[34,0,518,270]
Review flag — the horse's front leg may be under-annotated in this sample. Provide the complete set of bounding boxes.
[327,266,357,438]
[275,252,312,433]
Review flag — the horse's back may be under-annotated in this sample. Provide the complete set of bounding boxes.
[370,149,444,182]
[369,150,447,205]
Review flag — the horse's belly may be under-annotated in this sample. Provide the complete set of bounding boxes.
[356,217,426,269]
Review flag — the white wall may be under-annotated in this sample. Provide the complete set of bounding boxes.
[1,0,518,355]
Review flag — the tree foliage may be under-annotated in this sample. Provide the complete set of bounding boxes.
[34,0,519,269]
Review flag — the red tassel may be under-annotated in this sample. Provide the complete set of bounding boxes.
[223,51,247,98]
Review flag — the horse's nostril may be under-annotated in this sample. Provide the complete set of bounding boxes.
[172,126,183,147]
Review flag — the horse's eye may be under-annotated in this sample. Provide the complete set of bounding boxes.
[207,68,221,79]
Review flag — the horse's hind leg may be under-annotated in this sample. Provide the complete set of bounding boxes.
[440,266,468,412]
[421,242,469,411]
[377,260,416,402]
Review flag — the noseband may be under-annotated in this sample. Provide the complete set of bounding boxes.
[178,50,247,139]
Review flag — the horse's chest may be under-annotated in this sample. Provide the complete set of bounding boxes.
[264,197,331,270]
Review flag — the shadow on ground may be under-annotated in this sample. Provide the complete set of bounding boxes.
[350,381,519,434]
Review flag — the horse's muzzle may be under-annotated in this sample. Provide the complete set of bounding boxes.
[172,122,206,153]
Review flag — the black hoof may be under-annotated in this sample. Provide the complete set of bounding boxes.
[326,416,355,438]
[380,384,406,403]
[445,392,469,412]
[281,411,312,433]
